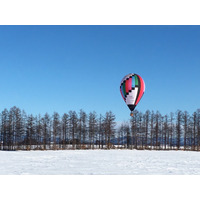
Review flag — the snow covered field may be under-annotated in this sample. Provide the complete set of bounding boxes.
[1,150,200,175]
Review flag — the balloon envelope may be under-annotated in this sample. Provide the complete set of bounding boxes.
[120,73,145,112]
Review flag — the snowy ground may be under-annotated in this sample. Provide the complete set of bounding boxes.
[0,150,200,175]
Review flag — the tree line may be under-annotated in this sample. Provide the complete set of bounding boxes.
[121,109,200,151]
[0,106,115,150]
[0,106,200,151]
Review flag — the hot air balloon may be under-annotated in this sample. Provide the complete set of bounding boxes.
[120,73,145,117]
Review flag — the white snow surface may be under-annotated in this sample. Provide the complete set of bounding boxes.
[0,150,200,175]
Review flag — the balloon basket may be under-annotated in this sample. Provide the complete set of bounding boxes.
[130,112,133,117]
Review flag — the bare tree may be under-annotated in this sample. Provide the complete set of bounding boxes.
[155,111,161,150]
[144,110,150,149]
[41,113,51,150]
[197,109,200,151]
[183,111,189,150]
[78,110,87,149]
[163,115,169,150]
[61,113,69,149]
[26,114,36,150]
[130,110,139,149]
[35,115,42,149]
[1,109,9,150]
[88,111,98,149]
[98,114,103,149]
[103,111,116,149]
[69,111,78,149]
[150,111,155,150]
[169,112,174,150]
[192,112,197,150]
[176,110,182,150]
[52,112,60,150]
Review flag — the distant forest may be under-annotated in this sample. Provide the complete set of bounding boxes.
[0,106,200,151]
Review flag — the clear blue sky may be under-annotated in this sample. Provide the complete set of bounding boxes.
[0,25,200,122]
